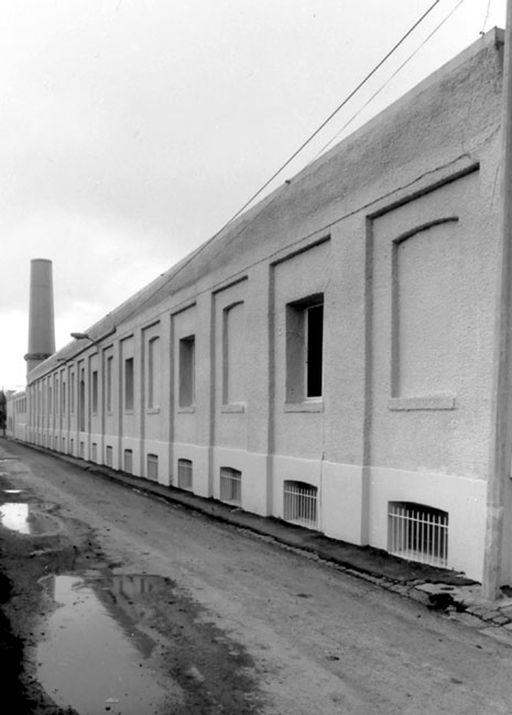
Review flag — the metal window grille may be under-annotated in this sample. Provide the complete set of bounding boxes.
[178,459,193,490]
[283,481,318,528]
[220,467,241,504]
[147,454,159,481]
[124,449,133,474]
[105,445,113,467]
[92,443,98,462]
[388,502,448,567]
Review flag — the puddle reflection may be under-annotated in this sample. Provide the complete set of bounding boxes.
[0,503,31,534]
[37,574,176,714]
[0,502,54,535]
[111,574,165,599]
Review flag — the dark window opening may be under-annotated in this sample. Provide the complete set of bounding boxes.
[286,294,324,403]
[179,336,195,407]
[92,370,98,414]
[306,304,323,398]
[125,358,134,411]
[79,378,85,431]
[107,356,113,412]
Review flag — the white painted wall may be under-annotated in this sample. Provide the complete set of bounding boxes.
[19,31,505,583]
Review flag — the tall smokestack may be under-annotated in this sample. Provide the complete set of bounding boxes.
[24,259,55,374]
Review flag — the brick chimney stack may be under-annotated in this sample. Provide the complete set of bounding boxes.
[24,259,55,375]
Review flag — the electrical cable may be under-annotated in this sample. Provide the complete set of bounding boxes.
[82,1,456,333]
[219,0,442,230]
[312,0,468,160]
[481,0,492,35]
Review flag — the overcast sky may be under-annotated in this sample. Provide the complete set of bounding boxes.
[0,0,506,391]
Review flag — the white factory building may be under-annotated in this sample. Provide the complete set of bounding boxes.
[7,29,511,585]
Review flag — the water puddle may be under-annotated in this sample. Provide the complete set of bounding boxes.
[0,503,32,534]
[0,502,56,535]
[36,574,177,714]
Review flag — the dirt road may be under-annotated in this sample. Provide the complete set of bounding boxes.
[2,440,512,714]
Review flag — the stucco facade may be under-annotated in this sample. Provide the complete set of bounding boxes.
[8,29,508,583]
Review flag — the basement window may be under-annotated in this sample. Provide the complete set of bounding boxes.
[388,502,448,567]
[124,449,133,474]
[219,467,241,504]
[105,445,113,467]
[147,453,158,481]
[286,295,324,403]
[283,480,318,528]
[177,458,193,490]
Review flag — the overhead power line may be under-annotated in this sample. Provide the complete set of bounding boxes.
[221,0,442,230]
[313,0,468,160]
[481,0,492,35]
[118,0,464,327]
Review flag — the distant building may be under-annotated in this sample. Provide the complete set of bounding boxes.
[7,29,508,584]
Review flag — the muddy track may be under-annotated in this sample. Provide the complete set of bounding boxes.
[0,467,262,714]
[0,500,79,713]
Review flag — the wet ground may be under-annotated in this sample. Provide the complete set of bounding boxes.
[36,573,174,714]
[5,440,512,713]
[0,450,261,714]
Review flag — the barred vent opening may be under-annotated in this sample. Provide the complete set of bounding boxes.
[178,459,193,490]
[388,502,448,567]
[124,449,133,474]
[147,454,159,481]
[220,467,241,504]
[283,481,318,528]
[92,443,98,462]
[105,445,113,467]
